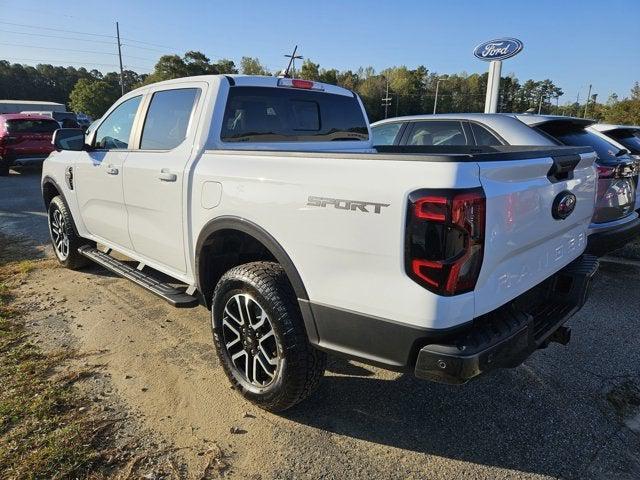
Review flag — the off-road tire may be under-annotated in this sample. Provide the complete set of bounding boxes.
[212,261,326,412]
[47,195,91,269]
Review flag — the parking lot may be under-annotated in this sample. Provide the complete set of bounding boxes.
[1,167,640,479]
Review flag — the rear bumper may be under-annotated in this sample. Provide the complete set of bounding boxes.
[586,216,640,256]
[414,254,598,384]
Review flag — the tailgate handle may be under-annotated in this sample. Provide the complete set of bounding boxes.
[548,154,580,183]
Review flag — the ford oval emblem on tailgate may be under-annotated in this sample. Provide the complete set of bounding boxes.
[552,191,577,220]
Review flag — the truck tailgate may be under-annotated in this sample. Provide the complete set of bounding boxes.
[474,149,597,316]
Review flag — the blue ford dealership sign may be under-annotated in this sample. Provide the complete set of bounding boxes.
[473,38,523,61]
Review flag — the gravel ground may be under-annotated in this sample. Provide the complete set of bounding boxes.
[1,166,639,479]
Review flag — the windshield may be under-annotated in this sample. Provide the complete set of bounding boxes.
[6,119,59,134]
[537,125,626,163]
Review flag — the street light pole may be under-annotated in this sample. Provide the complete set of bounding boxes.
[583,84,593,118]
[433,77,446,114]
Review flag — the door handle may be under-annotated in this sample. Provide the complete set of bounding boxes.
[106,165,119,175]
[158,169,177,182]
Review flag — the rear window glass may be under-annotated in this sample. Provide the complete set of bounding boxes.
[537,125,625,163]
[221,86,368,142]
[6,119,58,134]
[52,112,77,122]
[610,131,640,155]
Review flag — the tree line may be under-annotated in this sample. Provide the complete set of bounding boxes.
[1,52,639,125]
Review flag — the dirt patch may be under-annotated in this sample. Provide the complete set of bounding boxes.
[0,236,187,479]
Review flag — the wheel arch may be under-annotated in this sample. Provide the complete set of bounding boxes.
[42,175,63,209]
[195,216,318,343]
[195,216,309,303]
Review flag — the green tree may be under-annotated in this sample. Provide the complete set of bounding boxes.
[240,57,269,76]
[299,59,320,81]
[214,59,238,74]
[69,79,119,118]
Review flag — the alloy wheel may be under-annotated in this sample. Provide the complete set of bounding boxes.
[221,293,281,389]
[50,208,69,260]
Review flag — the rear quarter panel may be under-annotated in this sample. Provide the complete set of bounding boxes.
[191,151,480,330]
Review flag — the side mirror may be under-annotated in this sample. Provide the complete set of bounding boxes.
[52,128,86,151]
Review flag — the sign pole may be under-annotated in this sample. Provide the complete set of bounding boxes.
[484,60,502,113]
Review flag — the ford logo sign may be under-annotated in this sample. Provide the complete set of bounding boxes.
[473,38,523,61]
[552,191,577,220]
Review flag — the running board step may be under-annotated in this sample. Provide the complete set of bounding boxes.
[78,246,199,308]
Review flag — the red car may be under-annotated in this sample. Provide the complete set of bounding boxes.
[0,113,59,176]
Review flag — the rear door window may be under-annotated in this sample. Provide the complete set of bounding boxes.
[221,86,368,142]
[140,88,199,150]
[372,122,403,146]
[6,119,59,134]
[470,122,503,146]
[407,121,468,146]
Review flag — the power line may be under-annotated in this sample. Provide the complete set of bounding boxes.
[0,28,116,45]
[0,41,156,62]
[0,20,116,38]
[0,20,179,50]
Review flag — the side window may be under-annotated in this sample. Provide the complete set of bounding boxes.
[408,121,468,146]
[94,96,142,150]
[471,123,502,146]
[140,88,199,150]
[372,123,402,146]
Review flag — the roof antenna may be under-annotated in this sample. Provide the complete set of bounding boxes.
[281,45,303,78]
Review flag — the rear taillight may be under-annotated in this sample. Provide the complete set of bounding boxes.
[406,188,486,296]
[597,162,636,179]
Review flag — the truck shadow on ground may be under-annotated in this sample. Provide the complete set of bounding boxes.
[286,269,640,479]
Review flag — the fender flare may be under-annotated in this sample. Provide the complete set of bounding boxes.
[194,216,309,302]
[194,216,319,343]
[41,175,83,238]
[41,175,65,209]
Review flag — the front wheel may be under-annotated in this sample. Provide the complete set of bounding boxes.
[47,196,91,269]
[212,261,326,412]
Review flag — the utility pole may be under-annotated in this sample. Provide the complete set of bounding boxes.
[381,79,392,119]
[583,84,592,118]
[433,77,446,114]
[537,91,544,114]
[116,21,124,96]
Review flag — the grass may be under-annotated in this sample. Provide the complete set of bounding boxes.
[0,237,112,479]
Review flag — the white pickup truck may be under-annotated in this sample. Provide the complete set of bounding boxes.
[43,75,598,411]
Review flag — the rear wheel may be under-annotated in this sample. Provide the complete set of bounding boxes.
[47,196,91,269]
[212,261,326,412]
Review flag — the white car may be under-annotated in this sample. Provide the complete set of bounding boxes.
[43,76,598,411]
[372,114,640,256]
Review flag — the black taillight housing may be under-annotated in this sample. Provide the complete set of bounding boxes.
[405,188,486,296]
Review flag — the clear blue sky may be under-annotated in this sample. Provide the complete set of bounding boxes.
[1,0,638,104]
